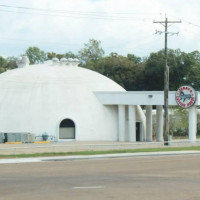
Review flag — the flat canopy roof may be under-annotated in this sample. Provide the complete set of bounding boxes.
[94,91,200,106]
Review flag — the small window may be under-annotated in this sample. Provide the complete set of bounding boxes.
[59,119,75,139]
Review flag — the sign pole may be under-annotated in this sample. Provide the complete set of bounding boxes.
[164,17,169,145]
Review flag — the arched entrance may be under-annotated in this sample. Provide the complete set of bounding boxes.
[59,119,75,140]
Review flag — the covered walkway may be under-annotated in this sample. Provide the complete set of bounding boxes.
[95,91,200,142]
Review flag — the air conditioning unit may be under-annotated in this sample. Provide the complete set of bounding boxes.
[22,133,35,143]
[7,133,21,142]
[0,133,4,143]
[29,134,35,143]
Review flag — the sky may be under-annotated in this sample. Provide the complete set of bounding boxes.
[0,0,199,58]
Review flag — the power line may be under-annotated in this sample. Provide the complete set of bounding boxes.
[0,4,200,29]
[0,4,162,16]
[0,4,162,21]
[168,14,200,29]
[0,9,155,21]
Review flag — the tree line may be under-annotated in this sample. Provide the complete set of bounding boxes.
[1,39,200,92]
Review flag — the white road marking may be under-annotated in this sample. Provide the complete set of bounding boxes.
[73,186,105,189]
[0,158,42,164]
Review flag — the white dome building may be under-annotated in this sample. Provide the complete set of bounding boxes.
[0,57,146,142]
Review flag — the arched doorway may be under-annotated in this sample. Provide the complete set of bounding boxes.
[59,119,75,140]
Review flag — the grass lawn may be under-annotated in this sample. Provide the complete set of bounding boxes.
[173,135,200,139]
[0,146,200,159]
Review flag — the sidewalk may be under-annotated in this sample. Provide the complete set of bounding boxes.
[0,140,199,155]
[0,150,200,164]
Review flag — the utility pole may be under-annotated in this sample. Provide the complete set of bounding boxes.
[153,17,181,145]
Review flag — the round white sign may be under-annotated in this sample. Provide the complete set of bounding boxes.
[175,86,196,108]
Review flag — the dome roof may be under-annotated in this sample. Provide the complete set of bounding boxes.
[0,63,124,92]
[0,63,125,141]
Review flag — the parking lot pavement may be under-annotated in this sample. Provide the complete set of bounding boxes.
[0,154,200,200]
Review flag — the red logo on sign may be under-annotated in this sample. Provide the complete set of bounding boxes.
[175,86,196,108]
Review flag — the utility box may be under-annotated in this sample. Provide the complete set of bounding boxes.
[21,133,28,143]
[0,133,4,143]
[15,133,22,142]
[29,134,35,143]
[3,132,35,143]
[22,133,35,143]
[7,133,17,142]
[6,132,24,142]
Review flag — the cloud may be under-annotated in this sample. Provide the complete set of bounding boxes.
[0,0,199,57]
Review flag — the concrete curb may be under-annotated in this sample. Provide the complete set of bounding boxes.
[0,150,200,164]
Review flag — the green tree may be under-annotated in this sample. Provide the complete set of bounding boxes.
[64,51,77,59]
[0,67,5,73]
[47,51,78,60]
[0,56,7,68]
[25,47,47,64]
[143,49,197,91]
[168,49,196,90]
[6,57,17,69]
[127,54,142,64]
[47,52,57,60]
[169,106,188,136]
[143,50,165,90]
[56,54,64,60]
[183,51,200,90]
[0,56,7,74]
[78,39,104,66]
[93,53,142,90]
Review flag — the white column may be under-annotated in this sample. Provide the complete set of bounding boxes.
[156,105,163,142]
[146,105,152,142]
[118,105,126,142]
[189,106,197,142]
[128,105,136,142]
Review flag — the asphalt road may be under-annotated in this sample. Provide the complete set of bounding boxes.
[0,154,200,200]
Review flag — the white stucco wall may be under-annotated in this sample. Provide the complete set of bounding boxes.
[0,63,127,141]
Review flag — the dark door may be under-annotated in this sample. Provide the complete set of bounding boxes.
[4,133,7,143]
[136,122,140,141]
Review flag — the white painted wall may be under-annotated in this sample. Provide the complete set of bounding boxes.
[0,63,145,142]
[95,91,200,106]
